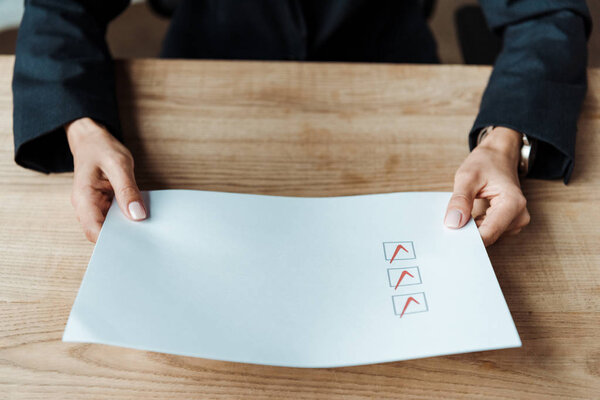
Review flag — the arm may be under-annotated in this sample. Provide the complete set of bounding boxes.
[473,0,591,182]
[13,0,146,242]
[13,0,131,172]
[445,1,591,246]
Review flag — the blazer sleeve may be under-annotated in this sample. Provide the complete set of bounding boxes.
[473,0,592,183]
[12,0,130,173]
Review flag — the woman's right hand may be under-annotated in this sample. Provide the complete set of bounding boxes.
[66,117,146,243]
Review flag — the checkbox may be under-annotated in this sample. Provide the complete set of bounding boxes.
[388,267,422,288]
[383,241,416,262]
[392,292,428,317]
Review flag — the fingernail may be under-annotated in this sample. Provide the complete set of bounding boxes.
[444,209,462,228]
[128,201,146,220]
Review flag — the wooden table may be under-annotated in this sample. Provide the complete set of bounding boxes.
[1,55,599,399]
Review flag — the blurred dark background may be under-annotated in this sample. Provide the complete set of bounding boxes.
[0,0,598,66]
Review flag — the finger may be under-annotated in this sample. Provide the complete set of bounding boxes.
[472,198,489,220]
[475,204,529,230]
[445,170,482,229]
[505,228,522,236]
[506,208,531,231]
[474,214,485,227]
[102,154,147,221]
[479,192,526,246]
[71,188,107,243]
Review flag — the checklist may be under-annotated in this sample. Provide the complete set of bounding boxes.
[63,190,521,367]
[383,241,426,317]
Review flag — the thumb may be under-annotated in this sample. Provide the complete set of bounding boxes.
[444,171,480,229]
[103,155,147,221]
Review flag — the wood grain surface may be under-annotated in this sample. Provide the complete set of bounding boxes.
[0,55,599,399]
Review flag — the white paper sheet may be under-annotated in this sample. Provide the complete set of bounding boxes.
[63,190,521,367]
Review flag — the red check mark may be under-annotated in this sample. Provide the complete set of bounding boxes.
[389,244,409,263]
[394,270,415,290]
[399,296,420,318]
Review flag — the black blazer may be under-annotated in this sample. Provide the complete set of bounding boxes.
[12,0,592,182]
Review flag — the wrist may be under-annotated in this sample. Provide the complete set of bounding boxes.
[478,127,522,157]
[66,118,110,150]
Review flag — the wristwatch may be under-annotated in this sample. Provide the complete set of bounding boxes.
[476,126,536,177]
